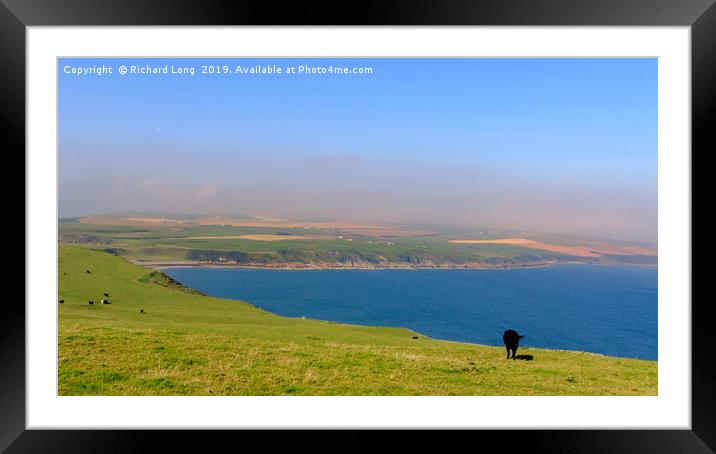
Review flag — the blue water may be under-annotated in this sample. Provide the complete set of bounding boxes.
[164,265,657,360]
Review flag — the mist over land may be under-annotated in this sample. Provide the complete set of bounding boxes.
[59,144,656,243]
[59,58,657,243]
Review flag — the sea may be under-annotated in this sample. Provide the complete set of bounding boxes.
[163,264,657,360]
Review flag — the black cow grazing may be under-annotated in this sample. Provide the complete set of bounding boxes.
[103,293,109,297]
[88,300,94,305]
[140,309,144,314]
[59,299,64,304]
[86,270,91,274]
[503,329,524,359]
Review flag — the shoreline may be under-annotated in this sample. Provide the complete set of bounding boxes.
[128,258,659,362]
[133,260,564,271]
[131,259,657,271]
[115,249,656,362]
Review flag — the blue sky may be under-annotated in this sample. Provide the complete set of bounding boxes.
[58,58,657,242]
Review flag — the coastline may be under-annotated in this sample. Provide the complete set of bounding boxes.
[132,259,564,271]
[143,256,657,360]
[92,248,656,361]
[131,259,656,271]
[130,256,658,361]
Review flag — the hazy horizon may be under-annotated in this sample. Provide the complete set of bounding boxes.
[59,58,657,243]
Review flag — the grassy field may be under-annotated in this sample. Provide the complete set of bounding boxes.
[58,245,657,396]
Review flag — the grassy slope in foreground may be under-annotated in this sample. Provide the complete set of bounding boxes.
[58,245,657,396]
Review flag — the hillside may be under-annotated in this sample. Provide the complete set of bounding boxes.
[58,245,657,395]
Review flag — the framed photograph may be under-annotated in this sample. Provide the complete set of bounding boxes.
[11,0,712,451]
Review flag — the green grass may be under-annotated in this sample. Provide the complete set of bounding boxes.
[58,244,657,396]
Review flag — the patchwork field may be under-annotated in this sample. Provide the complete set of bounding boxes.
[79,214,435,237]
[58,245,658,396]
[449,238,657,258]
[59,213,658,268]
[187,234,337,241]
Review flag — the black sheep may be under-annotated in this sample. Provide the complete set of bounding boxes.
[503,329,524,359]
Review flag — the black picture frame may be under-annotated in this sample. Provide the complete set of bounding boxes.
[7,0,712,452]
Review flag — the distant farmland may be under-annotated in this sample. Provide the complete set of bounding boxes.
[60,214,658,269]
